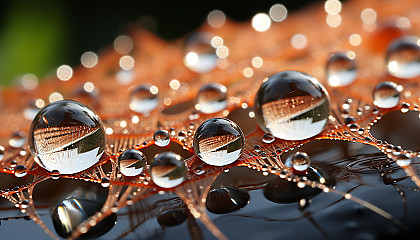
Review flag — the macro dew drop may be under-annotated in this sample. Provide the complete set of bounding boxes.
[150,152,188,188]
[193,118,244,166]
[254,71,330,140]
[14,165,27,178]
[28,100,106,174]
[129,84,158,113]
[196,83,227,114]
[291,152,311,171]
[326,51,357,87]
[372,81,401,108]
[386,36,420,79]
[184,32,218,73]
[118,149,146,177]
[153,130,170,147]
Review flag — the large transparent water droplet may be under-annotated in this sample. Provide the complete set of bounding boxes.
[153,130,170,147]
[28,100,106,174]
[386,36,420,79]
[326,51,357,87]
[373,81,401,108]
[150,152,188,188]
[129,84,158,113]
[254,71,330,140]
[193,118,244,166]
[291,151,311,171]
[52,198,116,239]
[184,32,218,73]
[196,83,227,114]
[118,149,146,177]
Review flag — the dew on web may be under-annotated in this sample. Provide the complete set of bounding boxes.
[1,0,420,239]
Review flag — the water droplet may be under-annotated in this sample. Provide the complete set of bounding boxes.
[193,118,244,166]
[177,131,187,141]
[23,100,43,120]
[118,149,146,177]
[129,84,159,113]
[373,81,400,108]
[150,152,188,188]
[0,146,4,161]
[20,200,29,209]
[262,133,275,143]
[101,177,110,187]
[401,102,410,113]
[9,131,26,148]
[390,152,412,167]
[184,32,218,73]
[291,152,311,171]
[254,71,330,140]
[157,208,187,227]
[153,130,170,147]
[28,100,106,174]
[196,83,227,114]
[386,36,420,79]
[14,165,27,178]
[206,186,250,214]
[254,145,261,152]
[51,170,61,180]
[326,51,357,87]
[52,198,116,239]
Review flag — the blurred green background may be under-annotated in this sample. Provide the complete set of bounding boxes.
[0,0,322,86]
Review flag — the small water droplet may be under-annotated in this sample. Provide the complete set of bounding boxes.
[373,81,401,109]
[326,51,357,87]
[193,118,244,166]
[184,32,218,73]
[196,83,227,114]
[150,152,188,188]
[254,145,261,152]
[177,131,187,141]
[129,84,158,113]
[291,152,311,172]
[401,102,410,113]
[9,131,26,148]
[0,145,5,161]
[51,170,61,180]
[262,133,275,143]
[153,130,170,147]
[101,177,110,187]
[390,152,412,166]
[254,71,330,140]
[28,100,106,174]
[386,36,420,79]
[14,165,27,178]
[20,200,29,209]
[118,149,146,177]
